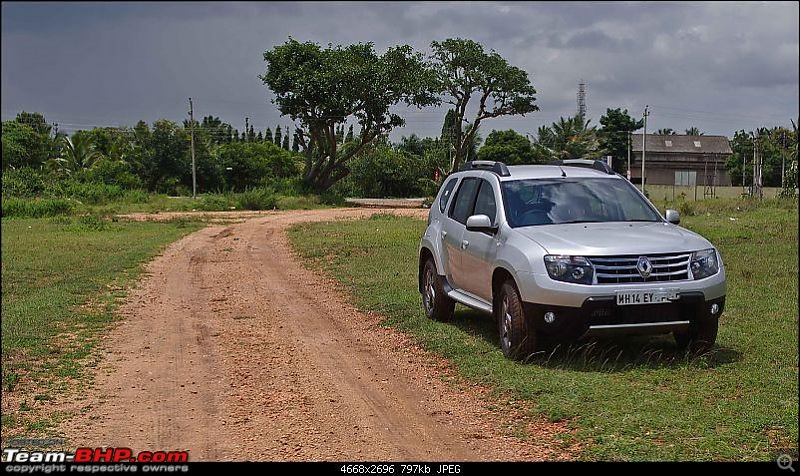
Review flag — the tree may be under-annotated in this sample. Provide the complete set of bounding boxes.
[15,111,52,136]
[60,132,103,172]
[1,112,55,169]
[724,130,753,187]
[282,133,290,150]
[685,127,703,136]
[292,130,300,153]
[534,116,600,161]
[1,121,47,169]
[477,129,538,165]
[656,128,676,135]
[216,141,298,191]
[345,125,354,143]
[274,125,283,147]
[598,108,644,173]
[265,127,273,144]
[429,38,538,173]
[261,38,438,192]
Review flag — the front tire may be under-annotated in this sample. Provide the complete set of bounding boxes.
[496,281,538,361]
[421,259,455,322]
[674,316,719,353]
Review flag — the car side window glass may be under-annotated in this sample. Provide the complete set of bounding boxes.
[448,178,480,224]
[473,180,497,224]
[438,178,458,213]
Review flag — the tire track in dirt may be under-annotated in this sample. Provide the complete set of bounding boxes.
[62,208,572,461]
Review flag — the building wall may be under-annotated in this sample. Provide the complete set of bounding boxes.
[629,152,732,186]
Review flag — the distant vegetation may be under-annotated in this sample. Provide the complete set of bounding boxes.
[2,38,797,216]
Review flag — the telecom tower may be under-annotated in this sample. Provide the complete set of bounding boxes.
[577,80,587,119]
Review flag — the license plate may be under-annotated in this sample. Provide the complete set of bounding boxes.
[616,289,679,306]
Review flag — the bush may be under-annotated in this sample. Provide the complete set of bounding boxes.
[2,197,73,218]
[121,189,149,204]
[61,181,124,205]
[678,200,696,217]
[236,187,277,210]
[197,194,234,211]
[1,167,45,198]
[81,158,142,190]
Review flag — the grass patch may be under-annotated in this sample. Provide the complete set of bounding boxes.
[288,199,798,461]
[1,216,202,440]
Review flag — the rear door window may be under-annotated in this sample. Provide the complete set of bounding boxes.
[448,178,480,224]
[439,178,458,213]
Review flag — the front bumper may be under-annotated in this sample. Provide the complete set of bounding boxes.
[523,292,725,340]
[516,268,727,307]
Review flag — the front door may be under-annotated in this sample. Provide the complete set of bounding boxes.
[460,179,499,301]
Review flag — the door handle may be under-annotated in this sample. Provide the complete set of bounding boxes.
[441,230,447,239]
[460,240,469,249]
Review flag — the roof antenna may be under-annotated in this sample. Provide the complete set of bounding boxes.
[558,165,567,177]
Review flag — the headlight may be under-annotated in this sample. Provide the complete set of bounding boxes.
[544,255,594,284]
[690,248,719,279]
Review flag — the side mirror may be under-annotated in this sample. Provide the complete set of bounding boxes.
[665,209,680,225]
[466,214,498,234]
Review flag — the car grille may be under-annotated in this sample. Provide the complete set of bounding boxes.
[588,253,691,284]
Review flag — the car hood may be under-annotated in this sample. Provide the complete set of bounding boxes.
[513,222,712,256]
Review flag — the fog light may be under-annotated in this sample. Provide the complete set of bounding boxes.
[710,303,720,315]
[544,311,556,324]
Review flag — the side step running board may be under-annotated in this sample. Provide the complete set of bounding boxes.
[440,275,493,315]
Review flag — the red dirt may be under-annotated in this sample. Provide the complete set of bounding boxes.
[62,208,573,461]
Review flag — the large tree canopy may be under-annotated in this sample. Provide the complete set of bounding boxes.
[260,38,438,192]
[477,129,538,165]
[430,38,538,173]
[598,108,643,173]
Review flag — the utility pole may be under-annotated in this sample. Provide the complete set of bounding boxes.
[755,133,763,199]
[743,133,750,194]
[627,131,631,181]
[781,130,787,190]
[189,98,197,199]
[642,106,649,194]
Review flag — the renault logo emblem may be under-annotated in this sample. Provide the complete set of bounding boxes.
[637,256,652,279]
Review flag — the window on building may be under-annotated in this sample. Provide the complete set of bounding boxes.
[665,140,673,147]
[674,170,697,186]
[693,141,702,148]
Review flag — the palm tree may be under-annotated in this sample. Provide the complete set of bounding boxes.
[656,128,677,135]
[60,133,102,172]
[540,115,600,160]
[685,127,703,136]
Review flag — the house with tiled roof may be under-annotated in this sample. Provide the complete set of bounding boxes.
[630,134,733,187]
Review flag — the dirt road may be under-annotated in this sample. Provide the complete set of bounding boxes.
[63,208,570,461]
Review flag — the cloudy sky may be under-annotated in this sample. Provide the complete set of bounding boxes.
[2,1,798,140]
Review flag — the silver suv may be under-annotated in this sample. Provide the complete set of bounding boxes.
[418,160,726,360]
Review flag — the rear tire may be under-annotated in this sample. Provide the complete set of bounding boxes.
[674,317,718,353]
[421,259,455,322]
[496,281,538,361]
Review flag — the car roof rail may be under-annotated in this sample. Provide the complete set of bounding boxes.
[460,160,511,177]
[550,159,615,175]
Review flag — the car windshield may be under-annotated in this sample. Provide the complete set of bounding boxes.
[501,178,663,227]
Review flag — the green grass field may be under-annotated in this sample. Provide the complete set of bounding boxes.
[288,198,799,461]
[1,216,202,437]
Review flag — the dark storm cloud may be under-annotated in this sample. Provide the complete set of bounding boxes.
[2,1,798,139]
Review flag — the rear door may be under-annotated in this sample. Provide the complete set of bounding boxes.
[460,179,500,301]
[443,177,480,290]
